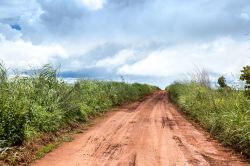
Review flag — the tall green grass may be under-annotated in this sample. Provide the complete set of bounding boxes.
[0,63,157,148]
[167,82,250,156]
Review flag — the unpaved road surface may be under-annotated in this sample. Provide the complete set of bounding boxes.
[33,91,249,166]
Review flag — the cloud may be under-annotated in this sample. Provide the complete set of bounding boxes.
[118,37,250,78]
[0,0,39,21]
[3,0,248,44]
[0,22,22,40]
[0,0,250,87]
[95,49,135,68]
[240,13,250,21]
[0,36,67,70]
[37,0,85,27]
[81,0,105,10]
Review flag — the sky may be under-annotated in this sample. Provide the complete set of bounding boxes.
[0,0,250,88]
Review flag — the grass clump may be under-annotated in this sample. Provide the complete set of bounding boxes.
[167,82,250,156]
[35,135,73,159]
[35,143,58,159]
[0,63,158,149]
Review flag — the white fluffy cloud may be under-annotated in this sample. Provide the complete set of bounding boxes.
[96,49,135,67]
[118,37,250,78]
[81,0,105,10]
[0,36,67,70]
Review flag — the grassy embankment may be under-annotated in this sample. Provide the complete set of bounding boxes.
[167,82,250,157]
[0,63,157,149]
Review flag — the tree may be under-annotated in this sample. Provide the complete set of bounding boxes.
[240,65,250,95]
[218,76,227,88]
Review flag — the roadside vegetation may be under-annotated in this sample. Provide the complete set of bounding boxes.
[167,67,250,157]
[0,63,157,150]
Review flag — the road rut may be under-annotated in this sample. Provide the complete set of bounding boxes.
[33,91,249,166]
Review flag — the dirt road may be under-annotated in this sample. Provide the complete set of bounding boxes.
[33,91,249,166]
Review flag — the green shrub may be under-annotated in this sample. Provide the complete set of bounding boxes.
[240,65,250,96]
[167,83,250,156]
[218,76,229,88]
[0,63,157,148]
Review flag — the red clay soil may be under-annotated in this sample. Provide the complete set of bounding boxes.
[32,91,249,166]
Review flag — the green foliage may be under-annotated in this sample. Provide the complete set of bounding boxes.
[240,65,250,95]
[167,83,250,156]
[0,63,157,148]
[36,143,58,159]
[0,63,7,83]
[218,76,228,88]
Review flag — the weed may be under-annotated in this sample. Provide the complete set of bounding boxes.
[167,82,250,156]
[0,62,157,149]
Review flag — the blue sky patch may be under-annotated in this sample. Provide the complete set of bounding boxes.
[10,24,21,31]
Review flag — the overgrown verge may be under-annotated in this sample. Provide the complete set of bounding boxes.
[0,63,158,165]
[167,82,250,157]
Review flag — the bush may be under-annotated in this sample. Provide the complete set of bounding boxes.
[218,76,228,88]
[240,66,250,96]
[0,63,157,148]
[191,69,211,88]
[167,82,250,156]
